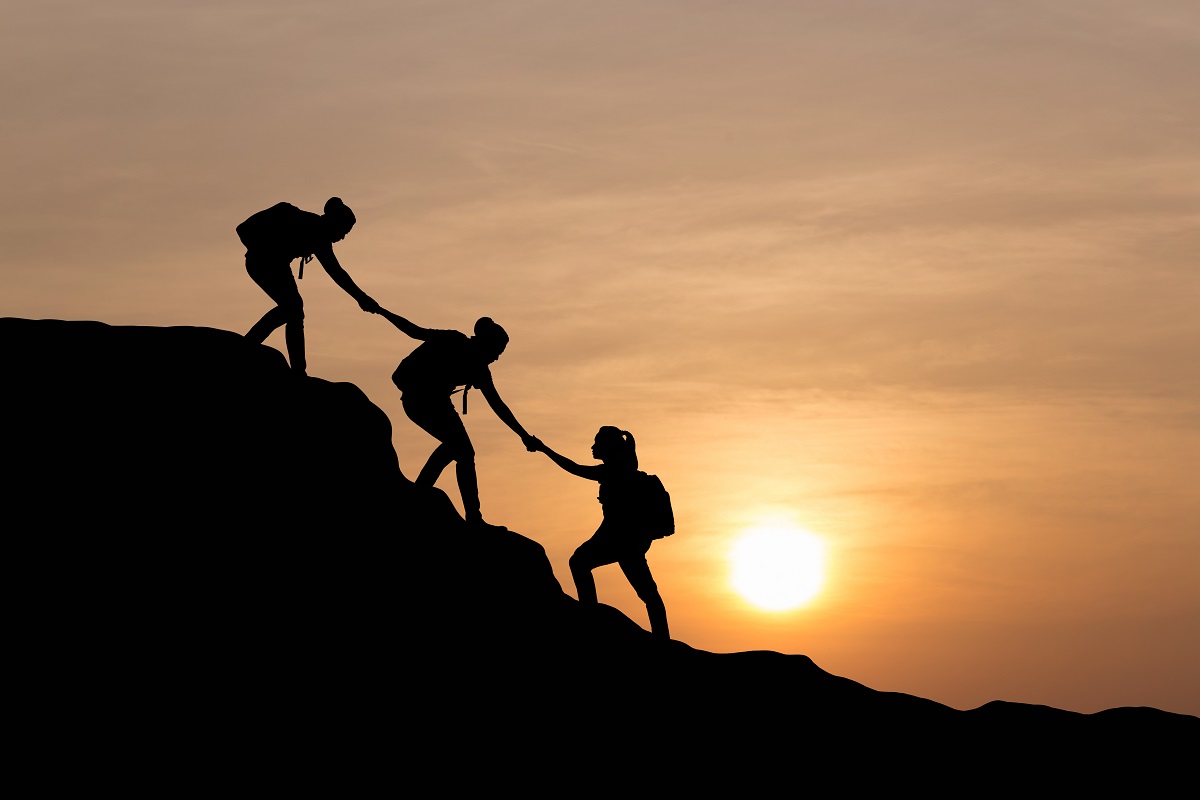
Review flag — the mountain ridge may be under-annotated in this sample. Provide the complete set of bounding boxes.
[4,317,1195,785]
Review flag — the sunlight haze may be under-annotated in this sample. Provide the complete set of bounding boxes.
[2,1,1197,717]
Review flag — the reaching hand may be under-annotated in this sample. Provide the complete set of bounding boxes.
[523,435,542,453]
[359,296,382,314]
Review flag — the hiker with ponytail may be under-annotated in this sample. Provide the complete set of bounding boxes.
[533,426,671,639]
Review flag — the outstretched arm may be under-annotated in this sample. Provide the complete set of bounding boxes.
[533,439,605,481]
[376,308,435,341]
[314,245,380,312]
[478,377,540,453]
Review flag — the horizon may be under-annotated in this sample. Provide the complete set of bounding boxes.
[2,1,1197,716]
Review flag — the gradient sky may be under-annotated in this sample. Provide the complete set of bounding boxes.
[3,1,1197,716]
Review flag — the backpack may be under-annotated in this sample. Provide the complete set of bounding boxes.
[601,470,675,540]
[235,202,317,277]
[390,331,480,412]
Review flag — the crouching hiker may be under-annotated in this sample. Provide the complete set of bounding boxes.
[238,196,380,375]
[377,308,539,530]
[532,426,672,639]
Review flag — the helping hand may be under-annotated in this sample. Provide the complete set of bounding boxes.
[360,296,382,314]
[523,435,543,453]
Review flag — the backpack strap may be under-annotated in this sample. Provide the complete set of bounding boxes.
[298,253,313,279]
[451,384,472,414]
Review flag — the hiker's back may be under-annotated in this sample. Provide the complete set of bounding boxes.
[392,331,481,397]
[236,202,322,260]
[598,469,675,541]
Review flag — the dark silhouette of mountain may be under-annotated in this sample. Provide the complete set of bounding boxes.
[4,317,1195,788]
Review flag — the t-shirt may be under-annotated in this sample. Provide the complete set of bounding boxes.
[597,466,643,528]
[392,330,493,397]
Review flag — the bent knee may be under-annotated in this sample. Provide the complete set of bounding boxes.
[449,440,475,461]
[634,585,662,605]
[630,576,662,604]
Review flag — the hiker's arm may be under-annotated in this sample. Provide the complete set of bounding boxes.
[534,442,603,480]
[376,308,435,341]
[314,245,380,313]
[478,377,538,452]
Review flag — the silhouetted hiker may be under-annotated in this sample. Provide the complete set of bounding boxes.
[533,427,671,639]
[378,309,539,530]
[238,197,381,375]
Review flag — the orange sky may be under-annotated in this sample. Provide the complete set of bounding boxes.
[3,1,1197,716]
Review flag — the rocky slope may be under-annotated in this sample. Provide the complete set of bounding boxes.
[4,317,1195,787]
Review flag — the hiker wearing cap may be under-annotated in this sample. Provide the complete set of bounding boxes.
[378,309,539,530]
[238,196,381,375]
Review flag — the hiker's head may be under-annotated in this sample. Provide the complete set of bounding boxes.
[323,196,356,242]
[593,426,637,469]
[472,317,509,363]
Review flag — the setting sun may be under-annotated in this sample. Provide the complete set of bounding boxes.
[731,523,826,611]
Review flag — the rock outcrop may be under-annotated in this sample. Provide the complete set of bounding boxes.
[4,318,1195,787]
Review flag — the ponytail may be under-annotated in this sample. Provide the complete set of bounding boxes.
[597,425,638,471]
[323,196,356,226]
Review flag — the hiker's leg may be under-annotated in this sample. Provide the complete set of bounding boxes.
[246,306,288,344]
[437,411,479,520]
[570,532,620,605]
[455,452,481,522]
[569,551,598,605]
[416,444,454,486]
[283,303,306,374]
[621,549,669,639]
[645,597,669,639]
[246,256,305,372]
[403,395,476,512]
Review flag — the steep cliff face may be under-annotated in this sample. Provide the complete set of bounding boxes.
[6,318,403,531]
[5,320,438,748]
[2,318,640,761]
[4,318,1194,787]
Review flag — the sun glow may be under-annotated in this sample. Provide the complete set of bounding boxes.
[731,523,826,611]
